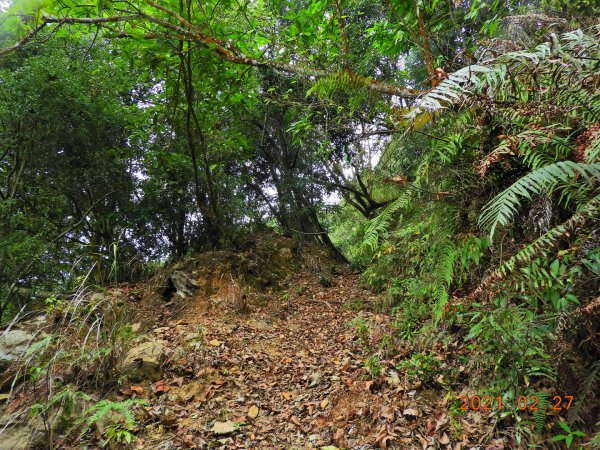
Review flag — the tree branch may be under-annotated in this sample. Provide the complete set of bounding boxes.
[0,13,423,99]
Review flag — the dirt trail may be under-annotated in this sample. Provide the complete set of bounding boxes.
[136,271,404,449]
[132,268,494,450]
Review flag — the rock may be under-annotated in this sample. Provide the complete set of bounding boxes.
[0,330,35,370]
[0,422,39,450]
[172,380,206,402]
[121,339,168,380]
[169,270,198,299]
[0,408,62,450]
[89,292,106,303]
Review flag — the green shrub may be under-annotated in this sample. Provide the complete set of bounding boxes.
[396,352,442,386]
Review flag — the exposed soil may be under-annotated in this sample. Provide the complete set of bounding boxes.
[120,267,500,450]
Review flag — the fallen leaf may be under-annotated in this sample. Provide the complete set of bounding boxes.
[248,405,259,419]
[290,416,306,432]
[333,428,347,448]
[130,385,145,394]
[320,399,329,409]
[211,421,244,435]
[151,380,171,394]
[386,370,401,386]
[309,371,322,387]
[403,408,421,418]
[209,339,221,346]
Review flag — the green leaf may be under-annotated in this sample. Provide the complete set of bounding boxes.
[566,434,573,447]
[550,259,560,276]
[558,420,571,433]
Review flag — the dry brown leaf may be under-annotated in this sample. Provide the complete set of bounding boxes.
[130,385,145,394]
[403,408,421,418]
[281,391,296,400]
[290,416,306,432]
[248,405,259,419]
[151,380,171,394]
[333,429,347,448]
[211,421,241,435]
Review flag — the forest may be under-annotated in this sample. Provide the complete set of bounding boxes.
[0,0,598,448]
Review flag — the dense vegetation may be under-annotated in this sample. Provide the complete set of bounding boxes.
[0,0,598,447]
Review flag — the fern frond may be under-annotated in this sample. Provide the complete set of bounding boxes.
[479,161,600,239]
[466,195,600,301]
[585,129,600,163]
[362,191,412,252]
[533,391,550,434]
[409,25,600,122]
[570,361,600,423]
[306,71,368,100]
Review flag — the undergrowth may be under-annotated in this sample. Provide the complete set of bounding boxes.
[331,25,600,447]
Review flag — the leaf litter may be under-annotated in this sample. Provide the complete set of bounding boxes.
[124,269,497,449]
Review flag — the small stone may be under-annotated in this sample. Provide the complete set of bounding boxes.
[121,339,168,381]
[309,434,320,442]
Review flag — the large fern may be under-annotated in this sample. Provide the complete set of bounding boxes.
[468,194,600,301]
[478,161,600,238]
[410,25,600,120]
[362,191,412,252]
[76,398,146,437]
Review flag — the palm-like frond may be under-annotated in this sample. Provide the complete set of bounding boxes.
[468,195,600,300]
[479,161,600,238]
[362,191,412,251]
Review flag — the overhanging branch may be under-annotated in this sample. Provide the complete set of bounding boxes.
[0,11,423,99]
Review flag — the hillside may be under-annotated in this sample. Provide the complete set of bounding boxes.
[0,0,599,448]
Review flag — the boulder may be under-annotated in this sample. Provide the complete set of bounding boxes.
[0,330,35,371]
[163,270,198,300]
[0,408,59,450]
[170,270,198,298]
[121,339,168,380]
[0,420,41,450]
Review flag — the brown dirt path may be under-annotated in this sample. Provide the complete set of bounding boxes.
[135,271,396,449]
[131,270,494,450]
